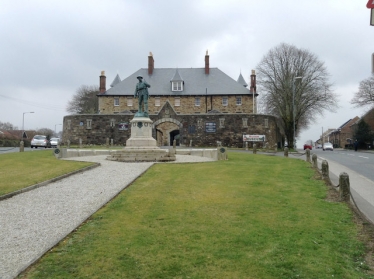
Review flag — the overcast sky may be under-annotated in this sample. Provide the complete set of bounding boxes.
[1,0,373,145]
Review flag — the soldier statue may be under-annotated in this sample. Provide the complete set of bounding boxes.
[134,76,151,117]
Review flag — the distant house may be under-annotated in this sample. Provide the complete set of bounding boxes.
[328,116,360,148]
[63,52,283,147]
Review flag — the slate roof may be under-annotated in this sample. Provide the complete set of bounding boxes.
[101,68,251,96]
[110,74,121,87]
[237,73,248,87]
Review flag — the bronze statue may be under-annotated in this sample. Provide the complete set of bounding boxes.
[134,76,150,117]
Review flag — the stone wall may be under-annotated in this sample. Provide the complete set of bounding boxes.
[62,112,282,148]
[98,95,256,115]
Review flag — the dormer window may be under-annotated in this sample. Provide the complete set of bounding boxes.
[172,81,183,91]
[170,69,184,92]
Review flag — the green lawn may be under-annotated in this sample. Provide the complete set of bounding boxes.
[19,153,373,278]
[0,150,93,196]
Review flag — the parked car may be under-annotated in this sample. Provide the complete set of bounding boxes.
[50,137,60,148]
[31,135,50,148]
[323,142,333,151]
[316,144,322,149]
[303,140,313,150]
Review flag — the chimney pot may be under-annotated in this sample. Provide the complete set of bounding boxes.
[148,53,154,75]
[99,71,106,94]
[205,51,209,75]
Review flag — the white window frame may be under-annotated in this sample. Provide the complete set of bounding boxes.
[114,97,119,106]
[222,96,228,106]
[175,97,181,107]
[219,118,225,128]
[127,97,133,107]
[155,97,161,107]
[86,119,92,129]
[264,119,269,128]
[236,96,242,105]
[172,81,183,91]
[195,97,201,106]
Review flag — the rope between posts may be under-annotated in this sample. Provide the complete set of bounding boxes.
[310,153,370,224]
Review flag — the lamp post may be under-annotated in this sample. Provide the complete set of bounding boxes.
[293,77,302,149]
[55,124,62,135]
[22,112,34,139]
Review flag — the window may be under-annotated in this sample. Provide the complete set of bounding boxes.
[67,120,71,130]
[172,81,183,91]
[195,97,200,106]
[236,96,242,105]
[155,97,160,106]
[114,97,119,106]
[222,96,228,106]
[86,119,92,129]
[110,119,115,128]
[264,119,269,128]
[127,97,133,106]
[242,118,248,128]
[219,118,225,128]
[175,97,180,107]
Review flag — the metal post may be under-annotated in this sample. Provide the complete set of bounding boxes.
[22,112,34,139]
[293,77,302,149]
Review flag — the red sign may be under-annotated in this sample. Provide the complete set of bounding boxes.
[367,0,374,9]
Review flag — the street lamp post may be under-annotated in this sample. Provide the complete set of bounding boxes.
[22,112,34,139]
[293,77,302,149]
[55,124,62,135]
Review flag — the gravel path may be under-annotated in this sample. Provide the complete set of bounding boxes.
[0,155,214,279]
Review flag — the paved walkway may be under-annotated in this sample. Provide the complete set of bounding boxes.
[0,155,214,279]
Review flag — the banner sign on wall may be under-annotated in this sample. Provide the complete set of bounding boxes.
[205,122,216,133]
[243,135,265,142]
[118,122,129,131]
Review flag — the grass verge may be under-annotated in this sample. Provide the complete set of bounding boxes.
[0,150,93,196]
[19,153,373,278]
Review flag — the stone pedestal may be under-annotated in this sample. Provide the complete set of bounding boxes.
[107,117,175,162]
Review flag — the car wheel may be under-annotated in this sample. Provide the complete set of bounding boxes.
[35,146,38,149]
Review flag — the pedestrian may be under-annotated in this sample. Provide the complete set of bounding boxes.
[354,140,358,152]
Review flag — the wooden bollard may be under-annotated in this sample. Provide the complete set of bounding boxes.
[339,172,350,202]
[284,147,289,157]
[253,143,257,154]
[20,140,24,152]
[312,154,317,168]
[322,160,329,180]
[306,149,311,162]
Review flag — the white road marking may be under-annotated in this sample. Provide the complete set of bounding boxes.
[359,156,369,159]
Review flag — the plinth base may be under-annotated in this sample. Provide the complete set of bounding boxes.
[106,116,176,162]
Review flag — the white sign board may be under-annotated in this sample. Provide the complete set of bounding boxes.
[243,135,266,142]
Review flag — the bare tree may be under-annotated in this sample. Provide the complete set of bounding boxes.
[0,121,18,130]
[256,43,338,148]
[67,85,99,114]
[351,74,374,108]
[36,128,54,139]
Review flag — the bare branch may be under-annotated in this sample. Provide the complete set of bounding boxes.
[351,74,374,108]
[256,43,338,148]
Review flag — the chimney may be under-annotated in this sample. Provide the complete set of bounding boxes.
[250,69,256,94]
[148,52,154,75]
[205,50,209,74]
[99,71,106,94]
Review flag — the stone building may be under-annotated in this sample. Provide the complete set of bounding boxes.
[62,52,283,147]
